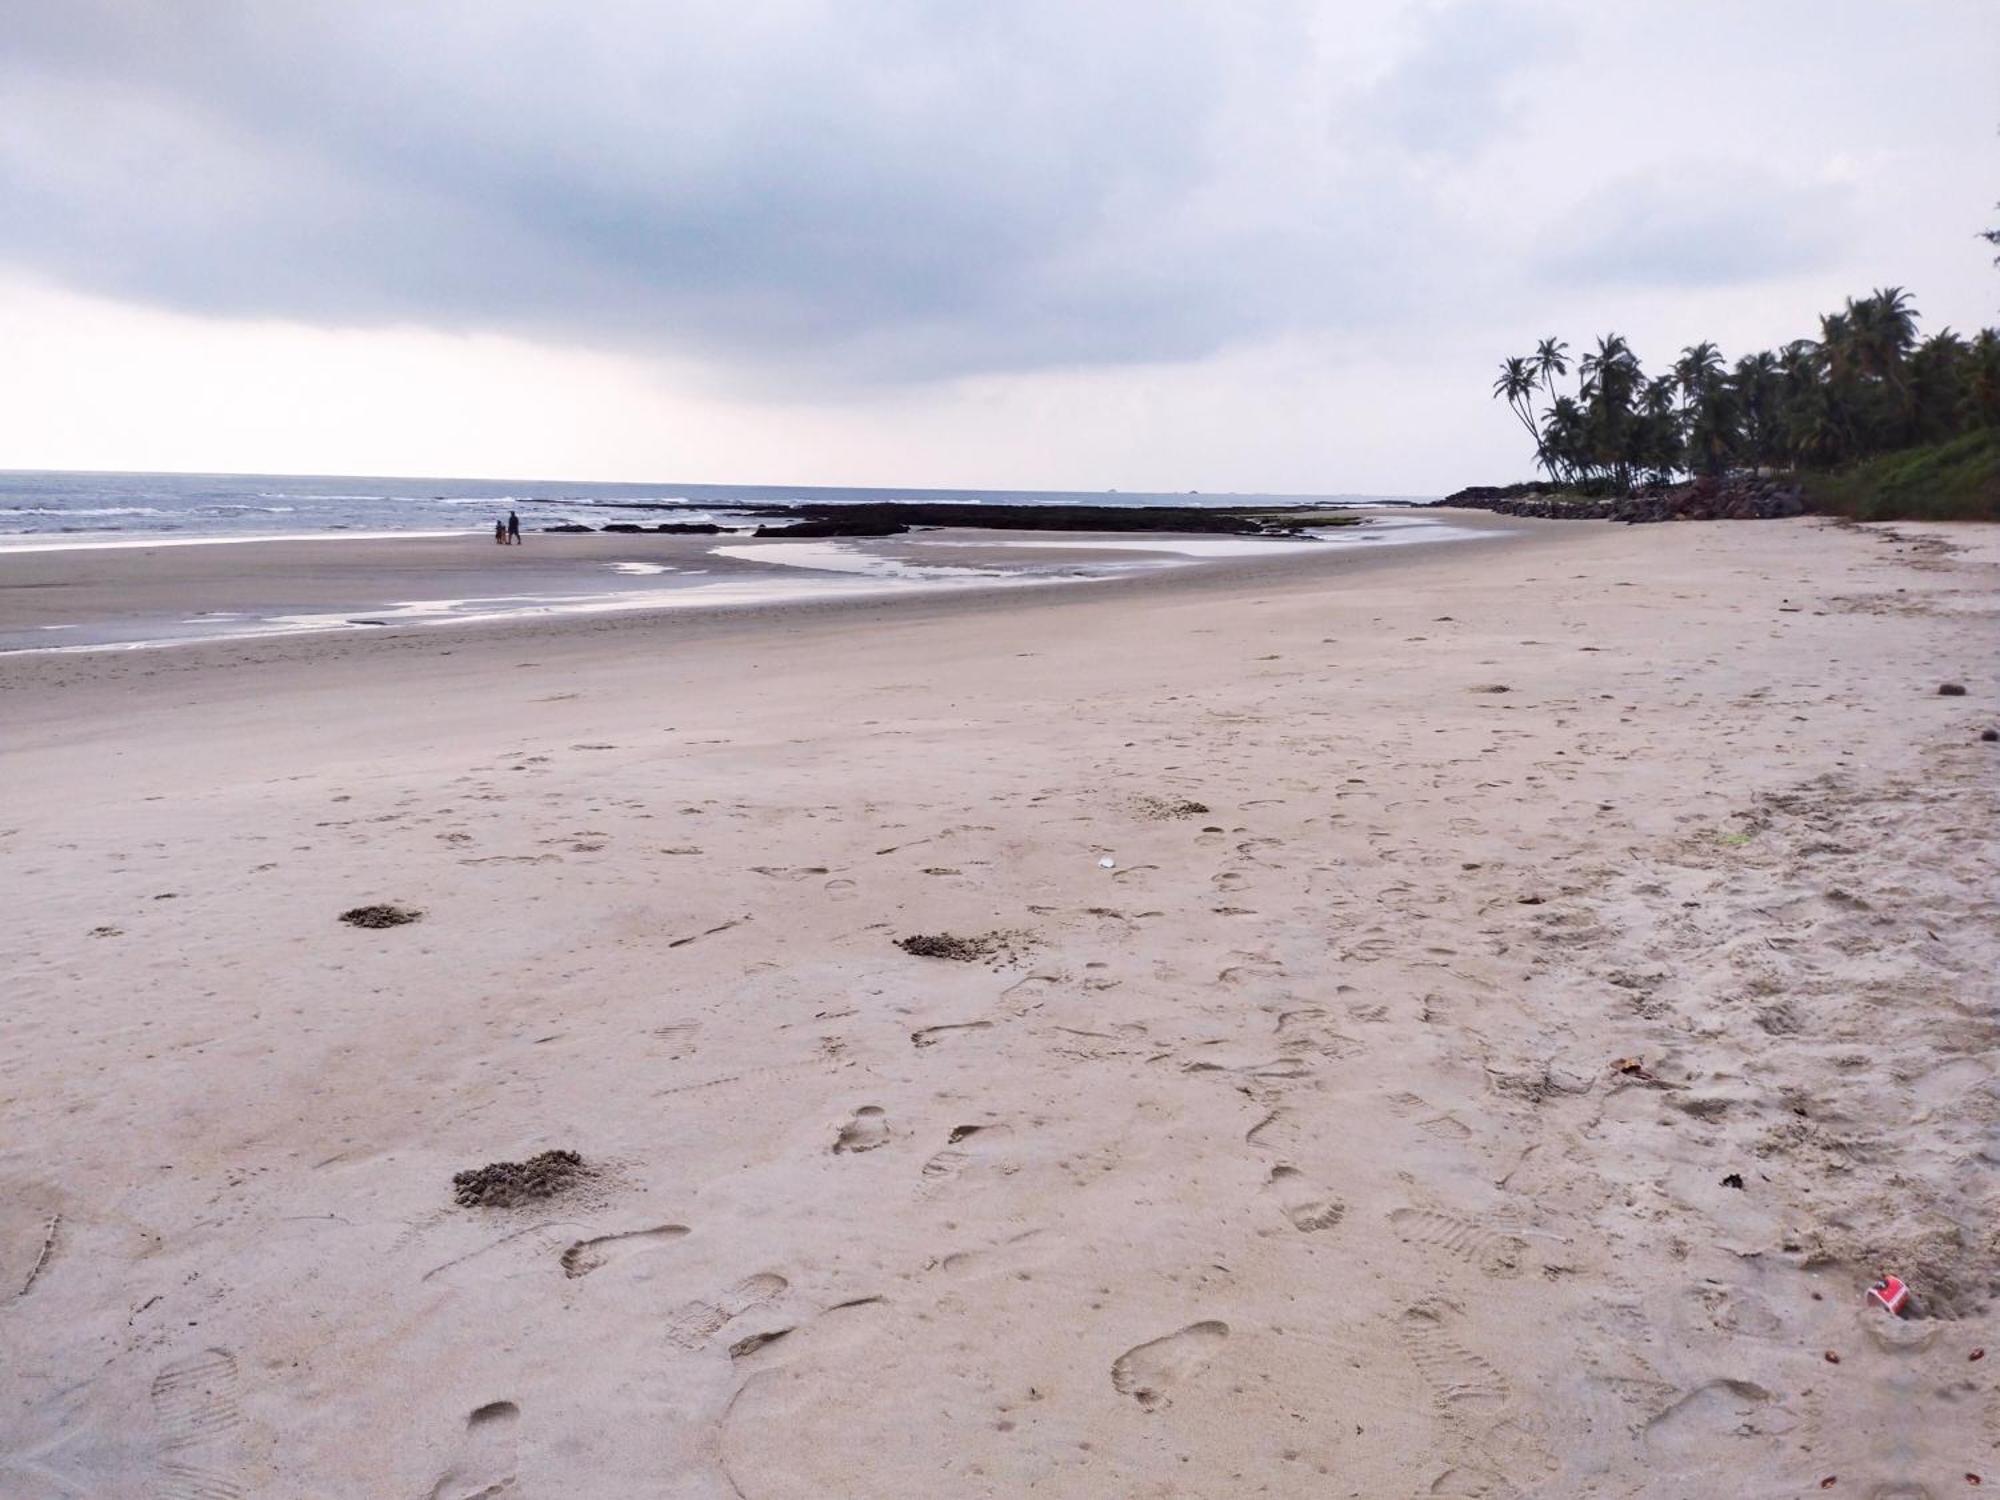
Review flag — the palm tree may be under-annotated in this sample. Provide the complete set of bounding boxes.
[1487,284,1996,485]
[1909,330,1969,443]
[1540,396,1587,483]
[1731,351,1784,469]
[1492,356,1549,475]
[1533,337,1570,405]
[1578,335,1646,490]
[1966,330,2000,427]
[1673,342,1724,400]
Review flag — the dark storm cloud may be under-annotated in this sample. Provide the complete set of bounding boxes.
[0,1,1562,382]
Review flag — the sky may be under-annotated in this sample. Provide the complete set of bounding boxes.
[0,0,1995,494]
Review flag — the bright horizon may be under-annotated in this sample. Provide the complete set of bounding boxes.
[2,2,1996,493]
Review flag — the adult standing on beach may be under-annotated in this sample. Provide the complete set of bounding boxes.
[507,510,522,545]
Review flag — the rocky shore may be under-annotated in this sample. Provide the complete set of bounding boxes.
[544,501,1337,539]
[1438,474,1807,523]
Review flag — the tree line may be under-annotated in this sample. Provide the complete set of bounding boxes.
[1492,288,2000,493]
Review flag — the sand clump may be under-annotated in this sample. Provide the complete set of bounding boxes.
[452,1149,588,1208]
[895,930,1025,962]
[1131,794,1211,820]
[340,903,423,929]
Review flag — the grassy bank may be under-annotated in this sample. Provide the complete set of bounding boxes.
[1800,430,2000,522]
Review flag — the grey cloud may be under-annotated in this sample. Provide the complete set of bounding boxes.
[1363,0,1567,155]
[1537,161,1852,290]
[0,1,1539,384]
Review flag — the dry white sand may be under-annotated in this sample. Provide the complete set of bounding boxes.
[2,516,1995,1498]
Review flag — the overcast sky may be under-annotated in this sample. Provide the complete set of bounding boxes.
[1,1,1995,493]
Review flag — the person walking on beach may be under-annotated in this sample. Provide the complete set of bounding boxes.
[506,510,522,545]
[494,519,507,545]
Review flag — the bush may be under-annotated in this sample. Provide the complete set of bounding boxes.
[1801,431,2000,521]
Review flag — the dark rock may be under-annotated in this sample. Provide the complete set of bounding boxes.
[340,903,422,929]
[759,502,1283,536]
[652,522,723,534]
[543,523,593,533]
[1437,475,1807,525]
[1937,683,1967,696]
[1721,1172,1745,1190]
[1982,728,1998,742]
[601,523,648,533]
[754,519,911,538]
[452,1149,587,1208]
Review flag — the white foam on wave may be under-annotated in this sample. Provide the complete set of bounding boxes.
[0,505,169,518]
[709,541,1005,580]
[0,528,476,554]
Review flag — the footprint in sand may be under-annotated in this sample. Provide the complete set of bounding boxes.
[1387,1091,1477,1144]
[1111,1321,1229,1411]
[1399,1304,1509,1411]
[833,1106,891,1154]
[1642,1378,1784,1464]
[1262,1166,1345,1232]
[665,1272,789,1350]
[151,1348,245,1500]
[426,1400,520,1500]
[939,1229,1053,1278]
[560,1224,689,1279]
[920,1123,1010,1182]
[1387,1207,1530,1279]
[910,1021,992,1049]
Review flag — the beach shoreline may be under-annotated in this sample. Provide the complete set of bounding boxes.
[2,515,1994,1496]
[0,508,1518,657]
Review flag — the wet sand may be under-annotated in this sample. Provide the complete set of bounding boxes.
[1,514,1995,1497]
[0,510,1503,652]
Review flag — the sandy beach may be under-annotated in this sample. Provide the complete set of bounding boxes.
[2,514,1995,1497]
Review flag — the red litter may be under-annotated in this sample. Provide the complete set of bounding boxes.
[1868,1274,1911,1316]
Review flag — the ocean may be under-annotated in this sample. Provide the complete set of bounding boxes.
[0,470,1420,547]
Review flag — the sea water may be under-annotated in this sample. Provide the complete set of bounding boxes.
[0,469,1421,547]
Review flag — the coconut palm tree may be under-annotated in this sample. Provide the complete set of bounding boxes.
[1533,337,1570,405]
[1493,356,1555,476]
[1577,335,1646,490]
[1731,351,1784,469]
[1540,396,1587,483]
[1908,330,1969,443]
[1487,284,1996,486]
[1673,341,1725,399]
[1966,330,2000,427]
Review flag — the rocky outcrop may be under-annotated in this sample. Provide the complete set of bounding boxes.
[1437,476,1806,524]
[768,502,1282,535]
[752,519,911,538]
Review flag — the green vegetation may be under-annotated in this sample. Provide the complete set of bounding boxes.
[1491,289,2000,512]
[1800,429,2000,521]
